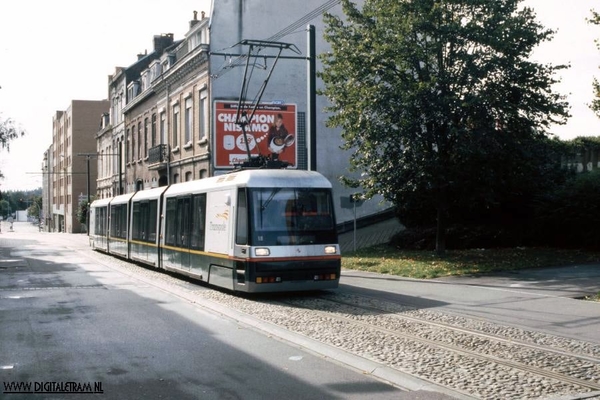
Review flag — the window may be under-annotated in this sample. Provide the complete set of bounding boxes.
[172,105,180,147]
[165,198,178,246]
[130,126,135,162]
[94,206,107,236]
[249,188,336,245]
[165,196,192,248]
[188,31,202,51]
[236,189,248,245]
[185,97,193,144]
[132,202,141,240]
[190,194,206,250]
[151,61,162,80]
[127,81,140,101]
[185,171,192,181]
[137,122,142,160]
[144,118,149,158]
[160,112,166,145]
[110,203,128,239]
[112,97,121,125]
[99,150,104,179]
[151,114,157,147]
[132,200,158,242]
[141,71,149,92]
[176,197,191,248]
[199,89,208,140]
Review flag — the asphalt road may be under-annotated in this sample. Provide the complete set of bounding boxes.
[0,222,454,400]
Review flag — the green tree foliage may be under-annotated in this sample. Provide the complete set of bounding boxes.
[26,195,43,219]
[320,0,570,254]
[77,198,93,226]
[0,199,9,217]
[0,189,41,219]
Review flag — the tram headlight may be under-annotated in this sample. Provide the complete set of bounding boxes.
[255,248,270,256]
[324,246,337,255]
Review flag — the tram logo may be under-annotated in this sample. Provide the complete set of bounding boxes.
[215,210,229,220]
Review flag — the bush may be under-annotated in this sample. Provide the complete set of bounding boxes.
[391,223,530,250]
[533,169,600,249]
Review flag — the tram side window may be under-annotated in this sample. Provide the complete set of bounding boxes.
[236,189,248,245]
[165,198,178,246]
[95,206,107,235]
[131,200,158,242]
[147,200,157,242]
[132,202,142,240]
[110,204,127,239]
[190,194,206,251]
[175,197,191,248]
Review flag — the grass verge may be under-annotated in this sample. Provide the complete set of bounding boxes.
[342,245,600,280]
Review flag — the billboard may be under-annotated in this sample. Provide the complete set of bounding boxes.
[214,101,297,169]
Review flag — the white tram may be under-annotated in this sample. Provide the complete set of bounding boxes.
[89,169,341,293]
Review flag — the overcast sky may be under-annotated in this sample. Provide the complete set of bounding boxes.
[1,0,599,192]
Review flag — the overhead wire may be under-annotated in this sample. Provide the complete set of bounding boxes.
[211,0,341,79]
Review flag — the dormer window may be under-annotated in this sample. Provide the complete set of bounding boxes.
[150,61,162,81]
[127,81,140,102]
[141,71,149,92]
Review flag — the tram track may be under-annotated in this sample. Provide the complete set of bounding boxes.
[271,293,600,395]
[312,293,600,363]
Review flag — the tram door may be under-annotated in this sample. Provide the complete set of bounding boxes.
[175,196,192,271]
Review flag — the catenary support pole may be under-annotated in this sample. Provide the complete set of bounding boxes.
[307,25,317,171]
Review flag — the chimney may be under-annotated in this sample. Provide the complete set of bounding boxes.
[153,33,174,54]
[190,10,199,29]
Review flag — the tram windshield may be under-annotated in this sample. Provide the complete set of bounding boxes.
[249,188,337,245]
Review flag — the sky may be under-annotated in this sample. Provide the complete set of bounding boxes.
[1,0,599,192]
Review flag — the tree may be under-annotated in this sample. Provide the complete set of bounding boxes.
[0,115,25,151]
[320,0,570,254]
[589,10,600,117]
[77,198,93,226]
[27,195,43,219]
[0,199,9,218]
[0,114,26,179]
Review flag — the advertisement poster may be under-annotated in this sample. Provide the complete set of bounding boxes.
[214,101,297,169]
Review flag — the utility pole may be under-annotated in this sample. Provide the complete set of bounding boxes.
[307,24,317,171]
[77,152,119,234]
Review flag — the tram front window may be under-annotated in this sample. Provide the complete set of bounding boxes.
[249,188,336,245]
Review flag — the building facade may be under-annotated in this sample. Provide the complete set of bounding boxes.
[102,2,388,226]
[117,14,210,192]
[41,146,53,231]
[96,67,127,199]
[51,100,109,233]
